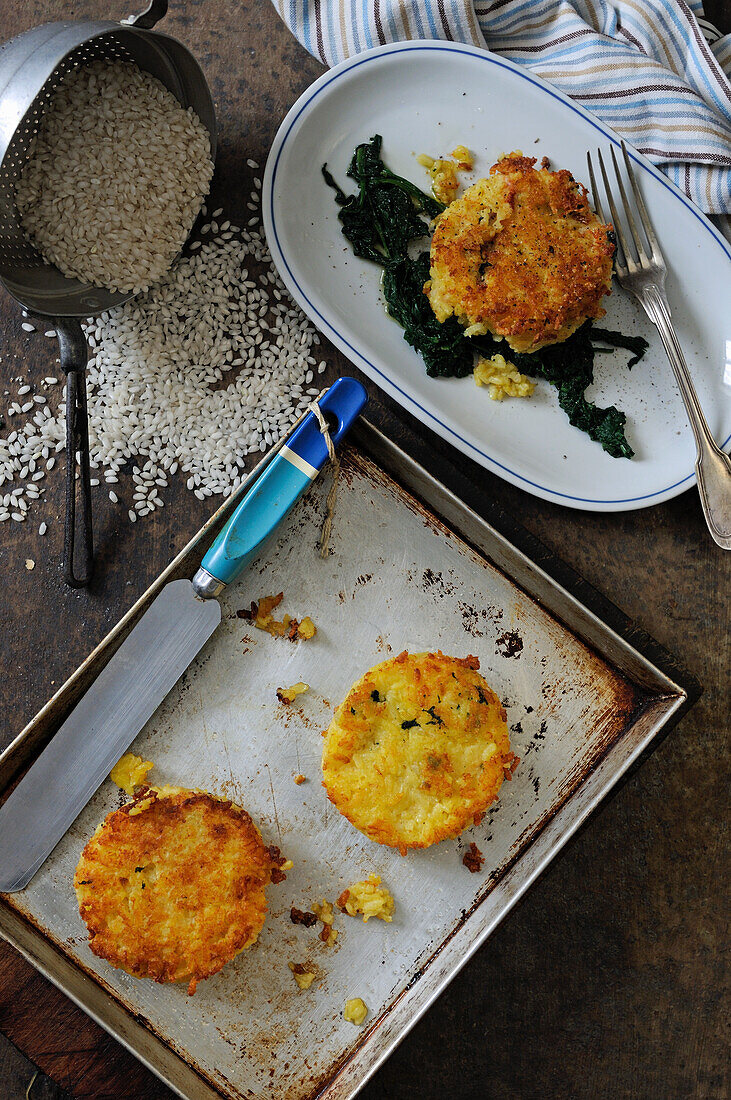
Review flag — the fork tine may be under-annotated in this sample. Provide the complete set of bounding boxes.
[586,152,607,225]
[621,140,662,260]
[610,145,646,262]
[597,147,633,270]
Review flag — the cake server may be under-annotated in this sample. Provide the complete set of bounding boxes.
[0,376,367,892]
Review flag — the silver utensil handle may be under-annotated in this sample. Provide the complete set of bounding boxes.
[641,285,731,549]
[56,320,94,586]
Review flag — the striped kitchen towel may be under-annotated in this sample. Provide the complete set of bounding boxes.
[271,0,731,217]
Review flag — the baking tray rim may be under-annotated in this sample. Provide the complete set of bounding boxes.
[0,417,698,1100]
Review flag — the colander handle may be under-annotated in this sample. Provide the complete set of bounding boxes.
[126,0,169,30]
[56,320,94,588]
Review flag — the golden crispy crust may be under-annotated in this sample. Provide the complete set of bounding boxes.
[426,154,614,353]
[322,651,511,854]
[74,789,276,994]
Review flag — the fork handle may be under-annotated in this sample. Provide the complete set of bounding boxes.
[641,285,731,550]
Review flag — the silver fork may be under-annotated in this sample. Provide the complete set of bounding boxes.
[587,142,731,549]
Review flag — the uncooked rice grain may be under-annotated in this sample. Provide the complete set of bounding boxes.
[0,197,326,526]
[15,60,213,295]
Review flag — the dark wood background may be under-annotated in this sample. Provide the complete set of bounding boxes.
[1,1,729,1097]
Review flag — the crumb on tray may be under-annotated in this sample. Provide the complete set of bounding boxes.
[293,773,307,785]
[268,844,293,883]
[344,997,369,1025]
[313,899,338,946]
[290,907,318,927]
[289,962,316,990]
[277,682,309,705]
[297,617,316,639]
[462,842,484,873]
[337,874,394,923]
[236,593,317,641]
[110,752,154,796]
[503,752,520,779]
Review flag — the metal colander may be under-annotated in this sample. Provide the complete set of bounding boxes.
[0,0,216,585]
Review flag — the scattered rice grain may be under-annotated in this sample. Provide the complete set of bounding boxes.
[0,192,324,522]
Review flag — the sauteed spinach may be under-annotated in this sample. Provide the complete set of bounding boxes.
[323,135,648,459]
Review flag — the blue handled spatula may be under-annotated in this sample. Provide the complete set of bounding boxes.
[0,377,367,892]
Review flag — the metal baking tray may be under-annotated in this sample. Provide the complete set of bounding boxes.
[0,419,696,1100]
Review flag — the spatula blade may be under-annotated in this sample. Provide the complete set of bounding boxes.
[0,580,221,892]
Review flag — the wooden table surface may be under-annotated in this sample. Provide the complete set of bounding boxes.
[0,2,729,1098]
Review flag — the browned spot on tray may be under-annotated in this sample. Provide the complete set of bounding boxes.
[276,705,318,732]
[495,630,524,658]
[459,601,484,637]
[421,568,456,598]
[462,842,485,873]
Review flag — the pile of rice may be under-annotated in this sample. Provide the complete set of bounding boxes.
[15,59,213,294]
[0,178,327,528]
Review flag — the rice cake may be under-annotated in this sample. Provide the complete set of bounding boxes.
[426,153,614,353]
[322,651,514,854]
[74,787,284,994]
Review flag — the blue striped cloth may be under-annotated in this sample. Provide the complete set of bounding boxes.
[271,0,731,216]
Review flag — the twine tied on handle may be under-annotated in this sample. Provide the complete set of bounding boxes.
[308,397,340,557]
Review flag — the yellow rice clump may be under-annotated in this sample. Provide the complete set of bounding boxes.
[277,681,310,705]
[337,874,394,922]
[344,997,369,1025]
[289,962,316,990]
[417,145,473,204]
[474,354,535,401]
[110,753,153,796]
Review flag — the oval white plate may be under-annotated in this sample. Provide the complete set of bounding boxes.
[263,41,731,511]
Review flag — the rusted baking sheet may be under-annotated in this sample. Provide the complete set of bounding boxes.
[0,420,694,1100]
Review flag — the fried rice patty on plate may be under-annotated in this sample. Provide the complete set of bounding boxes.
[74,786,278,994]
[322,651,512,855]
[426,153,614,354]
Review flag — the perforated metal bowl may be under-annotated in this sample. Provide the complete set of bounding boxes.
[0,0,216,584]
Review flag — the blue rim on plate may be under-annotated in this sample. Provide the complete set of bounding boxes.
[263,41,731,511]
